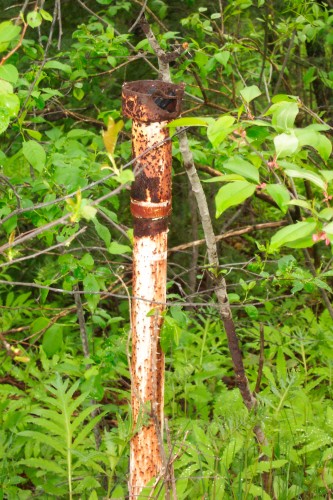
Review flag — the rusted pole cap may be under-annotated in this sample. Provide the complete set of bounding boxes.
[122,80,184,122]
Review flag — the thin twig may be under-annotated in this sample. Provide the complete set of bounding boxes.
[128,0,148,33]
[254,323,265,394]
[169,221,287,253]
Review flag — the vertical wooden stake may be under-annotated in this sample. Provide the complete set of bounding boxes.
[122,80,183,498]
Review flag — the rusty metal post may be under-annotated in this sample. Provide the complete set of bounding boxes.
[122,80,183,498]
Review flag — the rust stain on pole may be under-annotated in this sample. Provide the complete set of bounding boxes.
[122,80,183,498]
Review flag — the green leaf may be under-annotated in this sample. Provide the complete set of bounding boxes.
[214,50,230,66]
[319,208,333,221]
[0,64,19,84]
[240,85,261,103]
[93,218,111,247]
[284,166,326,190]
[323,221,333,235]
[215,181,256,218]
[270,221,316,251]
[222,157,259,183]
[109,242,132,254]
[73,87,84,100]
[42,324,63,357]
[0,21,21,51]
[207,115,236,147]
[0,107,10,134]
[19,458,65,474]
[321,170,333,183]
[27,11,42,28]
[80,200,97,221]
[266,184,290,213]
[294,127,332,162]
[288,199,312,210]
[316,133,332,162]
[245,305,259,319]
[203,174,246,183]
[274,132,299,158]
[0,92,20,117]
[83,275,100,312]
[115,168,135,184]
[44,60,72,74]
[267,101,299,132]
[0,79,13,93]
[18,431,65,454]
[22,140,46,172]
[168,117,211,128]
[40,9,53,21]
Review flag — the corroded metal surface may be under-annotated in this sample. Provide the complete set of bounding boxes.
[131,121,172,207]
[130,234,166,497]
[122,79,184,122]
[122,80,183,498]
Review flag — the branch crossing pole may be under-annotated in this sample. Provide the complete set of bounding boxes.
[122,80,183,497]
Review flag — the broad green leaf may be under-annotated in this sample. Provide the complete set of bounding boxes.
[0,93,20,117]
[93,218,111,247]
[0,79,13,94]
[266,184,290,213]
[27,11,42,28]
[113,168,133,185]
[288,199,312,209]
[42,324,63,357]
[215,181,256,218]
[0,107,10,134]
[0,64,18,84]
[40,9,53,21]
[324,221,333,235]
[168,117,211,128]
[214,50,230,66]
[44,60,72,74]
[109,242,132,254]
[270,221,316,251]
[245,305,259,319]
[295,127,332,162]
[267,101,299,132]
[284,167,326,189]
[24,128,42,140]
[80,200,97,221]
[102,117,124,155]
[83,274,100,312]
[223,157,259,183]
[108,486,125,499]
[74,87,84,100]
[207,115,236,147]
[0,21,21,51]
[22,140,46,172]
[240,85,261,103]
[321,170,333,183]
[67,129,95,139]
[274,132,299,158]
[316,133,332,162]
[319,208,333,221]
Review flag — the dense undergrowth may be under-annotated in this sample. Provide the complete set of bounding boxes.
[1,0,333,498]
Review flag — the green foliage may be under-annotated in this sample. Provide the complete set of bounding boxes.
[0,0,333,497]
